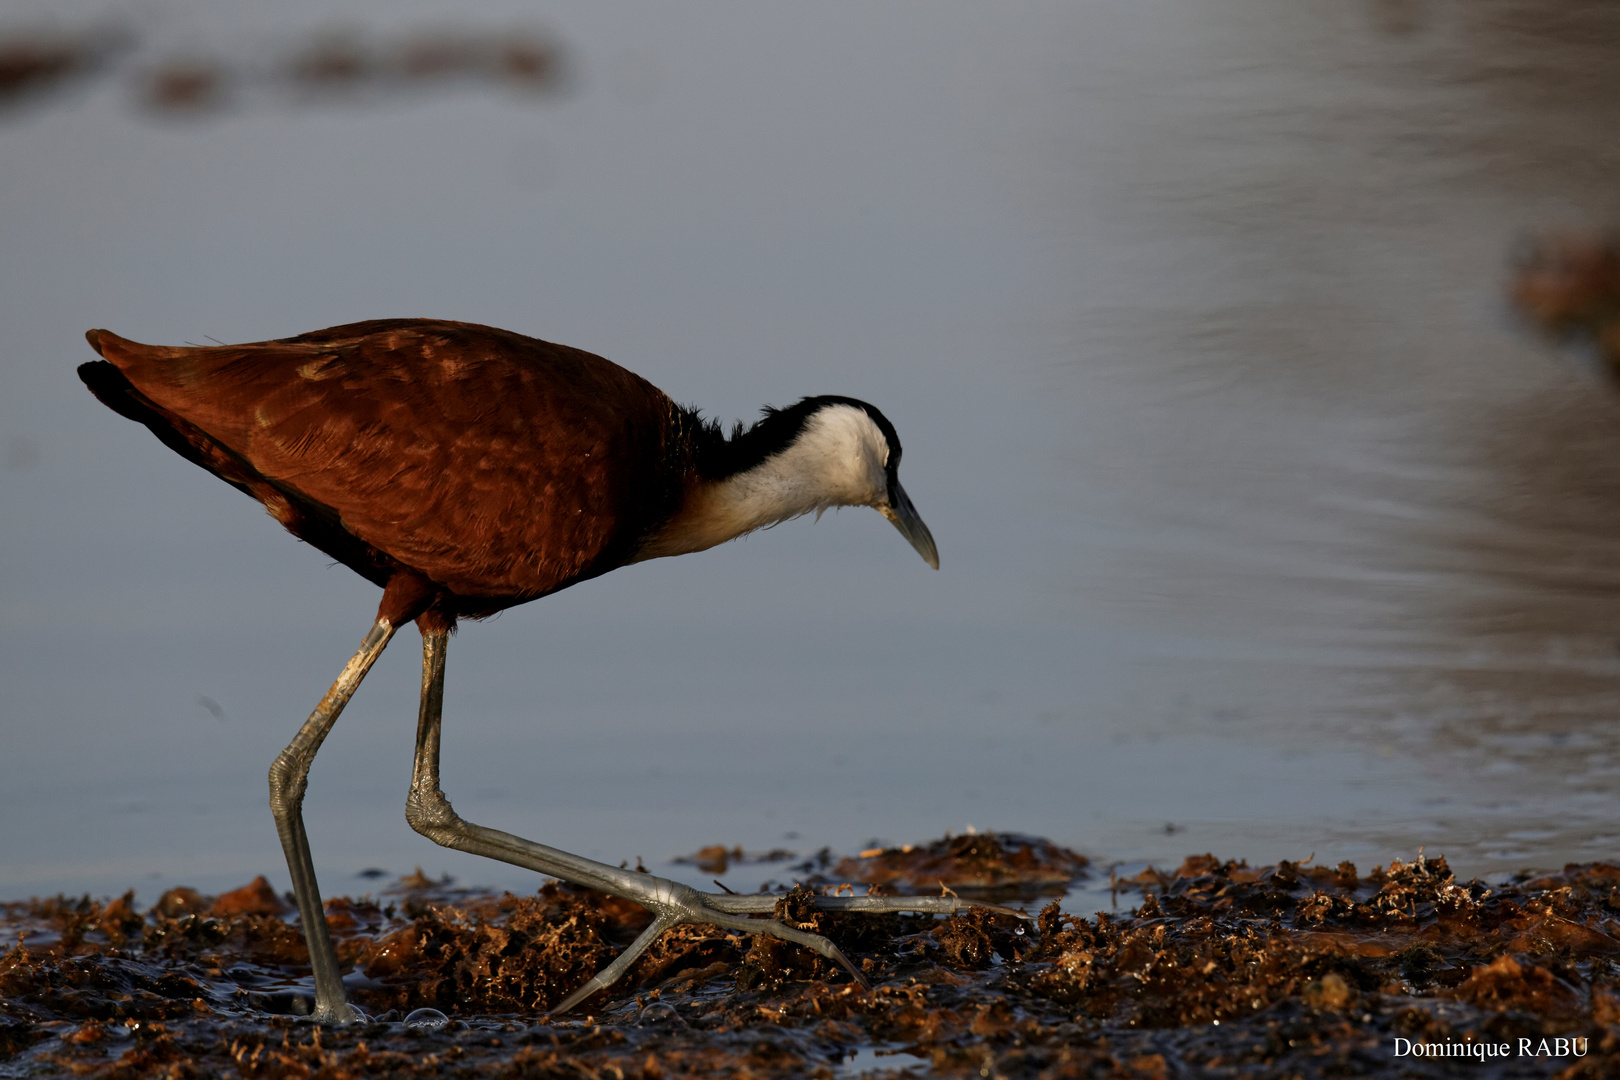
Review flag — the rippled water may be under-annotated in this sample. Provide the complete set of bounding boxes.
[1044,0,1620,874]
[2,1,1620,903]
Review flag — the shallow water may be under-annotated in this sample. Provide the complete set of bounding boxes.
[3,0,1620,904]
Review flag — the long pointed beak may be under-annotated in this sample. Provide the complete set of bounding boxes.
[880,481,940,569]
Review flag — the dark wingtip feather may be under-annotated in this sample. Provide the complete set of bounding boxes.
[85,328,105,355]
[78,359,135,416]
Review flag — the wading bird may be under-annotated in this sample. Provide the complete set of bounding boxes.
[79,318,1005,1023]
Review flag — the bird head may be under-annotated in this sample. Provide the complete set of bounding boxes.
[770,397,940,569]
[640,395,940,567]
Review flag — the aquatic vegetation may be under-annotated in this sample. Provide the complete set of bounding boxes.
[3,843,1617,1077]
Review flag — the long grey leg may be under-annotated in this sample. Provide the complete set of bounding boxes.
[268,618,396,1024]
[403,627,1030,1015]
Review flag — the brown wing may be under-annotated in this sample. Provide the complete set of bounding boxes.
[86,319,681,604]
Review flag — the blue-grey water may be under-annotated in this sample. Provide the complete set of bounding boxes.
[4,0,1620,906]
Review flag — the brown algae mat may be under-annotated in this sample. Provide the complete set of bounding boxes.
[3,833,1619,1078]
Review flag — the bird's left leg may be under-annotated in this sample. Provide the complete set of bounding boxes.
[270,617,396,1024]
[403,626,1027,1015]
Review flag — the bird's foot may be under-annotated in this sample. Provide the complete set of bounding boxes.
[310,999,368,1025]
[549,875,1032,1015]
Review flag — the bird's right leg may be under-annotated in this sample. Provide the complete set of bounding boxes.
[403,627,1028,1016]
[268,617,395,1024]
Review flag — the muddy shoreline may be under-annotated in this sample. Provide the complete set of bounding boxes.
[3,833,1617,1077]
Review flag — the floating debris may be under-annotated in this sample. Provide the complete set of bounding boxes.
[0,21,565,122]
[285,33,370,93]
[0,24,126,111]
[193,27,567,114]
[1512,229,1620,375]
[141,59,230,115]
[672,844,797,876]
[832,830,1089,900]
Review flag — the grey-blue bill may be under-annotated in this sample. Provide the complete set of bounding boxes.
[881,481,939,569]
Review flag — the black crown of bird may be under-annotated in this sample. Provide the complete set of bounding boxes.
[80,318,1014,1024]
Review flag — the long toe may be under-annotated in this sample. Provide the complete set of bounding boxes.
[701,888,1034,924]
[728,913,871,989]
[545,871,1030,1014]
[550,912,678,1015]
[547,876,877,1014]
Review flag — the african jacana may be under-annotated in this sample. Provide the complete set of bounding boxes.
[79,318,1011,1023]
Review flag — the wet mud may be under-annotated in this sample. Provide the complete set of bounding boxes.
[4,839,1618,1077]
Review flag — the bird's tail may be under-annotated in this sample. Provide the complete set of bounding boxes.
[77,337,252,499]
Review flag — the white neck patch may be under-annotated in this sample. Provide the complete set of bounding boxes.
[634,403,893,560]
[721,404,890,525]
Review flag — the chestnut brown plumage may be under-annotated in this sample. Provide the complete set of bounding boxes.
[81,319,700,629]
[79,318,997,1024]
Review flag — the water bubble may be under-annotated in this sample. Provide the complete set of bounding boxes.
[404,1007,450,1032]
[636,1001,684,1027]
[1015,926,1027,936]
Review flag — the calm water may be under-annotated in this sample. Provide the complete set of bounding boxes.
[3,0,1620,905]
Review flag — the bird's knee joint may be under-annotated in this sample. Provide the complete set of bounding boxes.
[268,753,308,815]
[404,786,462,843]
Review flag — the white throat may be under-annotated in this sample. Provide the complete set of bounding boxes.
[634,404,891,561]
[718,404,890,528]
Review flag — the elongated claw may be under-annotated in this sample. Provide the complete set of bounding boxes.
[544,882,872,1014]
[543,882,1039,1013]
[694,902,871,990]
[552,912,679,1015]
